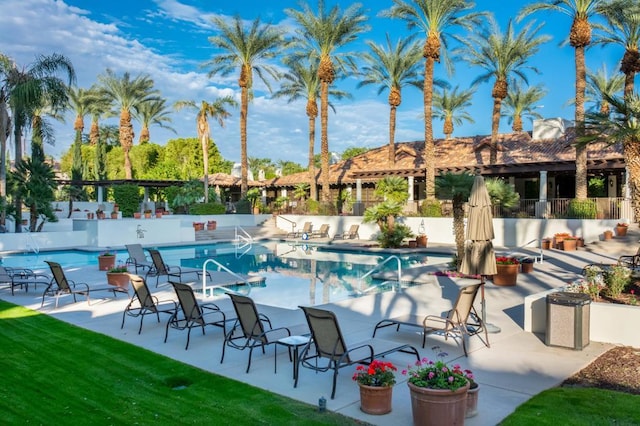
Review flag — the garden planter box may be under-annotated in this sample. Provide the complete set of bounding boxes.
[106,272,130,289]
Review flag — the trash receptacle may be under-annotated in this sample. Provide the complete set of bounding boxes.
[546,292,590,350]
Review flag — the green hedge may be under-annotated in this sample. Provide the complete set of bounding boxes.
[189,202,226,215]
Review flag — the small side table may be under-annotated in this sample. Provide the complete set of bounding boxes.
[275,335,311,380]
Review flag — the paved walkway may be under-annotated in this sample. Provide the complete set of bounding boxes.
[2,233,638,425]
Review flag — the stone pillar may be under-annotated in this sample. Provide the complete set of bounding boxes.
[354,179,364,216]
[539,171,548,201]
[408,176,414,201]
[536,170,550,218]
[97,186,104,203]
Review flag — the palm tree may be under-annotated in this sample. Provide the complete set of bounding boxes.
[435,172,474,269]
[585,65,624,114]
[86,86,112,147]
[286,1,369,203]
[518,0,607,199]
[174,97,237,203]
[97,69,160,179]
[433,85,476,139]
[582,93,640,221]
[133,98,175,144]
[67,87,92,178]
[502,82,547,131]
[3,53,75,231]
[383,0,484,201]
[596,0,640,97]
[206,16,284,198]
[358,34,423,164]
[272,60,350,201]
[0,53,13,198]
[459,17,550,164]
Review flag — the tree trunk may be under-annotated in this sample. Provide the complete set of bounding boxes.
[240,85,249,198]
[320,80,330,203]
[308,112,317,202]
[389,105,397,165]
[623,138,640,224]
[453,195,465,269]
[489,97,503,165]
[202,133,209,203]
[574,45,587,199]
[120,109,134,180]
[424,57,436,200]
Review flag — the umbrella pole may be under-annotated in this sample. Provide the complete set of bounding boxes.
[481,276,501,334]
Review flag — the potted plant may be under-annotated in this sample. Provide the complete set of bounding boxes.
[352,359,396,415]
[493,256,520,286]
[98,250,116,271]
[562,236,578,251]
[143,209,152,219]
[463,368,479,418]
[521,257,535,273]
[106,265,130,289]
[110,211,118,219]
[207,220,217,231]
[403,351,470,425]
[616,222,629,237]
[553,232,571,249]
[133,212,142,219]
[95,208,105,220]
[416,233,427,248]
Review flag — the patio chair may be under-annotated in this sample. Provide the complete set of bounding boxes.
[287,221,312,238]
[121,274,177,334]
[0,265,50,295]
[146,249,209,287]
[296,306,419,399]
[332,224,359,240]
[125,244,153,274]
[310,224,330,239]
[372,283,487,356]
[617,246,640,270]
[221,293,309,373]
[165,281,235,350]
[41,261,91,308]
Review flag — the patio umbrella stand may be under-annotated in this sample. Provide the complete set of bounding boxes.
[459,174,501,334]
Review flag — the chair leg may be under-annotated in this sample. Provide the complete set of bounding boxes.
[331,363,339,399]
[247,347,254,373]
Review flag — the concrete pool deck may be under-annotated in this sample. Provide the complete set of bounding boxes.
[1,234,637,425]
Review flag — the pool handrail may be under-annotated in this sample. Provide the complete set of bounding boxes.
[201,258,252,297]
[358,255,402,289]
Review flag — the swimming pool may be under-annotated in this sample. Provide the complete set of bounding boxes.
[1,241,449,308]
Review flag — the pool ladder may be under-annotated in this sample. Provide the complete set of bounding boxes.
[201,258,252,298]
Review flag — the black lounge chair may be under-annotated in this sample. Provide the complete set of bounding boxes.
[296,306,420,399]
[372,283,488,356]
[221,293,309,373]
[146,249,209,287]
[121,274,177,334]
[125,244,153,274]
[0,265,50,295]
[42,261,90,308]
[165,281,235,350]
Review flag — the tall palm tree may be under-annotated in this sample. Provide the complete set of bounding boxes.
[459,17,549,163]
[585,65,625,114]
[518,0,607,199]
[97,69,160,179]
[502,83,547,132]
[133,98,175,144]
[383,0,484,201]
[436,172,474,269]
[86,86,112,147]
[0,53,13,198]
[206,16,284,198]
[272,60,350,201]
[3,53,74,232]
[596,0,640,97]
[358,34,423,164]
[432,85,476,139]
[67,87,92,180]
[286,1,369,203]
[174,97,237,203]
[582,93,640,221]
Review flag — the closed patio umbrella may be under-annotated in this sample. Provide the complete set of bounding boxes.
[459,174,499,336]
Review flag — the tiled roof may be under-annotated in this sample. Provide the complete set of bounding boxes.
[266,132,623,187]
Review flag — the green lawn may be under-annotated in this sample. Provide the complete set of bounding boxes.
[0,301,360,425]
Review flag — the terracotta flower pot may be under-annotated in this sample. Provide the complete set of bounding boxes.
[134,212,142,219]
[416,235,427,248]
[106,272,130,289]
[466,384,479,418]
[98,255,116,271]
[562,239,577,251]
[492,263,518,286]
[616,226,628,237]
[603,230,613,240]
[541,239,551,250]
[408,381,469,426]
[358,383,393,415]
[521,261,534,273]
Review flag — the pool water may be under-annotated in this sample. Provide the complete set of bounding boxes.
[1,241,448,308]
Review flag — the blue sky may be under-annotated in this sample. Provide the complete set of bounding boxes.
[0,0,624,165]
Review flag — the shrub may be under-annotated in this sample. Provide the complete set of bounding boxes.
[112,184,140,218]
[189,202,226,215]
[604,265,631,298]
[567,199,597,219]
[234,198,251,214]
[376,224,413,248]
[420,199,442,217]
